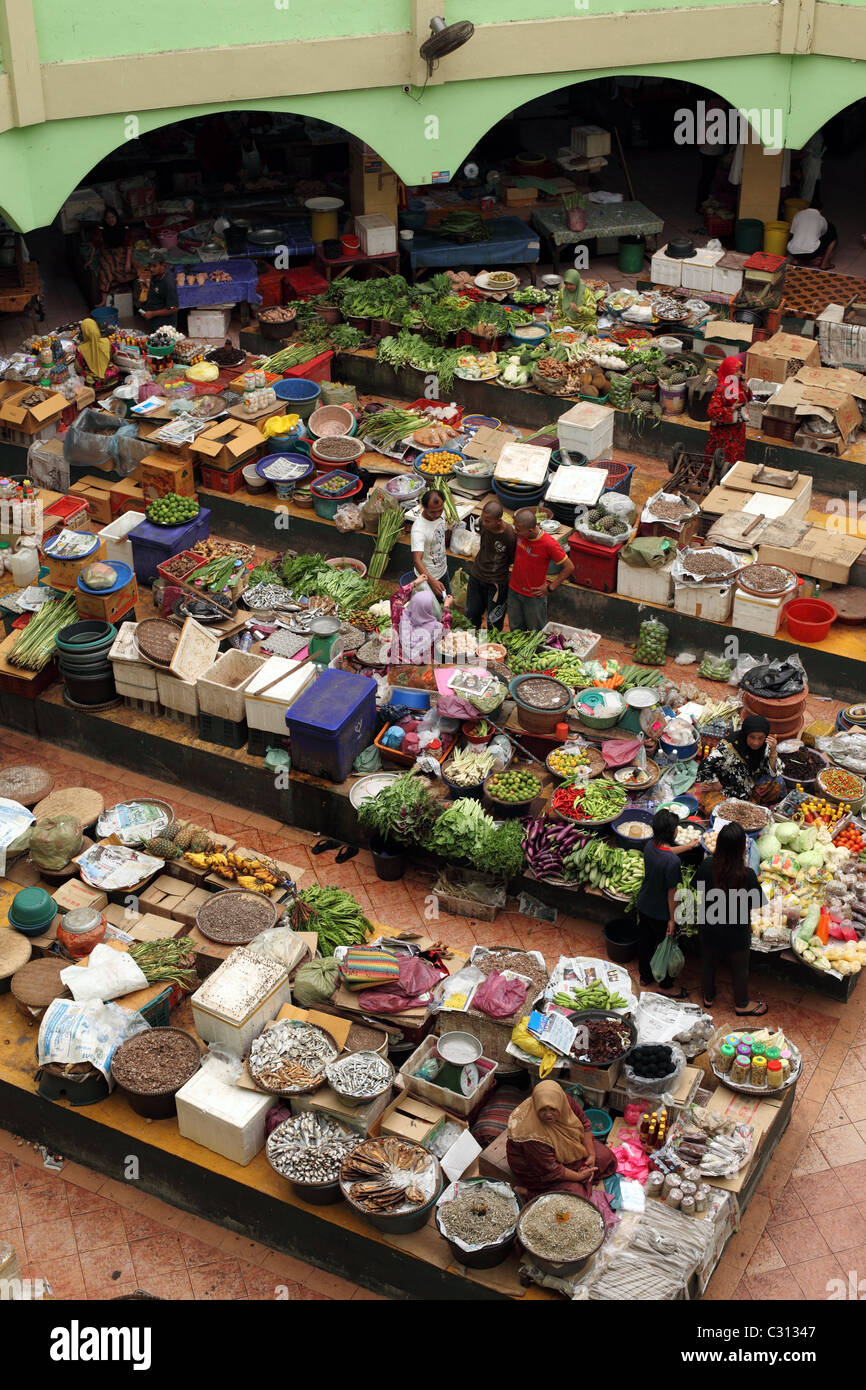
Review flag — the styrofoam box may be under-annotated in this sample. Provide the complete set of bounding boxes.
[156,668,199,716]
[191,948,291,1056]
[175,1066,275,1166]
[570,125,611,157]
[557,402,615,461]
[354,213,397,256]
[712,264,744,295]
[617,555,675,605]
[650,252,682,288]
[187,304,233,339]
[98,511,145,567]
[245,657,317,734]
[680,251,723,293]
[731,589,786,637]
[674,579,734,623]
[113,664,159,698]
[197,649,265,722]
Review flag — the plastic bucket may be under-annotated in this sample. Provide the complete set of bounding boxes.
[783,197,809,224]
[371,838,406,880]
[659,381,687,415]
[618,236,645,274]
[273,378,322,419]
[763,220,790,255]
[584,1108,613,1142]
[603,916,640,964]
[735,218,763,253]
[784,598,836,642]
[91,306,118,331]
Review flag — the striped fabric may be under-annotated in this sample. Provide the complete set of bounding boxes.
[340,947,401,993]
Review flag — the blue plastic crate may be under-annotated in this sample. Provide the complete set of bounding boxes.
[286,670,378,783]
[129,509,211,583]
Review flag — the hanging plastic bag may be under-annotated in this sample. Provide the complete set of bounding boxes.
[450,567,469,612]
[334,503,364,533]
[650,934,685,984]
[450,518,480,559]
[472,971,528,1019]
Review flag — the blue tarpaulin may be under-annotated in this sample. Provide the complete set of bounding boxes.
[176,259,261,307]
[405,217,540,272]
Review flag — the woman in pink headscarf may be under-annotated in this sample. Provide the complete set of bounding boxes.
[388,577,452,665]
[706,355,752,467]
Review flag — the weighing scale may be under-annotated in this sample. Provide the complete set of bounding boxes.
[619,686,660,735]
[418,1031,483,1096]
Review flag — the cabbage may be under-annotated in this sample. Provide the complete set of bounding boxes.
[757,832,781,860]
[775,821,800,846]
[797,850,824,869]
[795,825,818,853]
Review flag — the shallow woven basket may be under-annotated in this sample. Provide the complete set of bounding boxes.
[135,618,182,668]
[110,1027,201,1096]
[195,888,277,945]
[249,1019,340,1096]
[0,764,54,807]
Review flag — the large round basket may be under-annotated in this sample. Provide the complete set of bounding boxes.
[33,786,104,829]
[266,1114,361,1205]
[248,1018,340,1096]
[517,1192,606,1276]
[134,618,183,668]
[435,1178,522,1269]
[325,1050,395,1108]
[710,1027,802,1095]
[195,889,277,945]
[0,765,54,808]
[110,1027,201,1119]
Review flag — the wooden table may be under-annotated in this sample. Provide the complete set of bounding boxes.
[532,202,664,275]
[0,262,43,331]
[315,248,400,283]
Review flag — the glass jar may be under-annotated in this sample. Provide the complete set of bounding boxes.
[750,1055,767,1087]
[767,1059,783,1089]
[56,906,107,958]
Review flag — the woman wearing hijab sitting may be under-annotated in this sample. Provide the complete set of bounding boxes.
[506,1081,617,1202]
[700,714,784,814]
[388,576,453,666]
[74,318,119,392]
[706,356,751,467]
[695,822,767,1017]
[93,209,133,305]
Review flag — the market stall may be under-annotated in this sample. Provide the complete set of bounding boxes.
[402,218,541,284]
[532,201,665,275]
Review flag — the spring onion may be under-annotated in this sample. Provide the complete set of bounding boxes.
[8,592,78,670]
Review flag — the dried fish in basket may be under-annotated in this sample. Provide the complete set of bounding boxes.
[248,1019,340,1095]
[325,1050,394,1107]
[339,1136,440,1217]
[266,1113,361,1194]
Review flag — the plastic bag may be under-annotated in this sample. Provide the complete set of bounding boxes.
[815,732,866,776]
[650,934,685,984]
[319,381,358,407]
[38,998,149,1085]
[61,943,148,1003]
[29,814,83,871]
[635,618,668,664]
[599,490,636,524]
[450,567,469,612]
[360,487,400,530]
[334,503,364,534]
[432,965,486,1013]
[622,1040,686,1104]
[511,1016,558,1078]
[356,956,445,1012]
[245,925,309,974]
[450,519,480,559]
[292,957,341,1007]
[729,651,762,686]
[740,654,806,699]
[472,971,528,1019]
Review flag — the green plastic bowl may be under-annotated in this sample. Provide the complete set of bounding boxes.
[9,886,57,936]
[584,1108,613,1141]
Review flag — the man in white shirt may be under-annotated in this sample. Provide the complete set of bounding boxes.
[787,205,837,269]
[410,489,450,598]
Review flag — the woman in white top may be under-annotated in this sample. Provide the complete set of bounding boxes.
[410,489,450,598]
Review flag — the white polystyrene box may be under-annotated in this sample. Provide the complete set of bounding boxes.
[175,1065,275,1166]
[190,948,291,1056]
[245,659,317,734]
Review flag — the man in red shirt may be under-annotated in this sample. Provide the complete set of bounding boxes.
[507,508,574,630]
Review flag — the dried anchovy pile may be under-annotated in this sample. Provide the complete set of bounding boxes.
[267,1113,361,1184]
[249,1020,338,1092]
[440,1190,517,1245]
[715,798,769,831]
[326,1050,392,1100]
[521,1195,604,1260]
[243,582,297,609]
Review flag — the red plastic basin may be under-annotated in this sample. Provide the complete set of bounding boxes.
[784,598,837,642]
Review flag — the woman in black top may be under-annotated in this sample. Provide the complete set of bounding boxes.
[634,809,700,998]
[695,823,767,1016]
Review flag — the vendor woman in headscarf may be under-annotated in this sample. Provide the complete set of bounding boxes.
[558,269,598,331]
[74,317,119,391]
[699,714,785,813]
[706,355,752,467]
[388,576,452,665]
[506,1080,617,1205]
[93,208,133,305]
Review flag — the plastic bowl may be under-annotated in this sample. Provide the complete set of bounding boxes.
[325,556,367,578]
[308,404,357,439]
[583,1108,614,1141]
[242,462,268,491]
[462,414,501,430]
[784,598,837,642]
[9,886,58,936]
[273,378,322,419]
[659,734,699,762]
[255,453,315,488]
[610,807,655,850]
[573,687,625,730]
[413,448,464,481]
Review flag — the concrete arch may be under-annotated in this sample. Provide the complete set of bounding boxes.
[1,54,863,230]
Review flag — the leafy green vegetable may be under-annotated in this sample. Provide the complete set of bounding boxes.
[424,798,495,861]
[474,820,526,879]
[357,773,442,847]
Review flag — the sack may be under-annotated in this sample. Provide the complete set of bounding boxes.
[650,934,685,984]
[319,382,358,407]
[292,958,340,1007]
[340,946,401,992]
[30,814,83,872]
[450,567,469,612]
[472,970,528,1019]
[356,956,445,1012]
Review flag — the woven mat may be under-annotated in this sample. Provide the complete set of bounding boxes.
[782,267,866,318]
[34,787,104,826]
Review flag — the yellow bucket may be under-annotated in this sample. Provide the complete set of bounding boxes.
[305,197,343,245]
[764,220,790,256]
[783,197,808,224]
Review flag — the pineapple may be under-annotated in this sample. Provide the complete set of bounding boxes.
[189,830,213,854]
[145,836,179,860]
[173,822,196,852]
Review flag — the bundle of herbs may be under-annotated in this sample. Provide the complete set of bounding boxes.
[424,798,495,862]
[357,773,442,848]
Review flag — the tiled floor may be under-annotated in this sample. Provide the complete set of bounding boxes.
[2,724,865,1300]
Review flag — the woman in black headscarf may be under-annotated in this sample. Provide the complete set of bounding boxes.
[94,209,133,304]
[699,714,785,814]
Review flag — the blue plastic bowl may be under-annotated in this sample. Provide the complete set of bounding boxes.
[274,378,322,406]
[610,807,655,851]
[413,448,465,481]
[584,1108,613,1141]
[462,414,501,431]
[256,453,315,488]
[492,478,549,508]
[391,687,430,711]
[76,561,133,595]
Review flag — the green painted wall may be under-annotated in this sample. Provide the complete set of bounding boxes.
[31,1,404,62]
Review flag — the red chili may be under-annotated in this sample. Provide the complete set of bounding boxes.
[552,786,589,820]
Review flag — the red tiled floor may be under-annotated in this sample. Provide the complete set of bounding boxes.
[187,1257,248,1301]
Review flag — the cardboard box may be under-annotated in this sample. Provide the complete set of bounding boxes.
[703,1083,782,1193]
[702,319,754,349]
[190,419,265,471]
[758,527,866,584]
[349,139,398,221]
[70,475,115,526]
[126,912,186,943]
[41,537,107,591]
[50,880,108,915]
[562,1056,622,1090]
[378,1093,453,1145]
[138,876,212,928]
[0,388,68,437]
[76,572,139,625]
[141,451,196,501]
[745,331,820,385]
[109,477,146,518]
[718,460,813,518]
